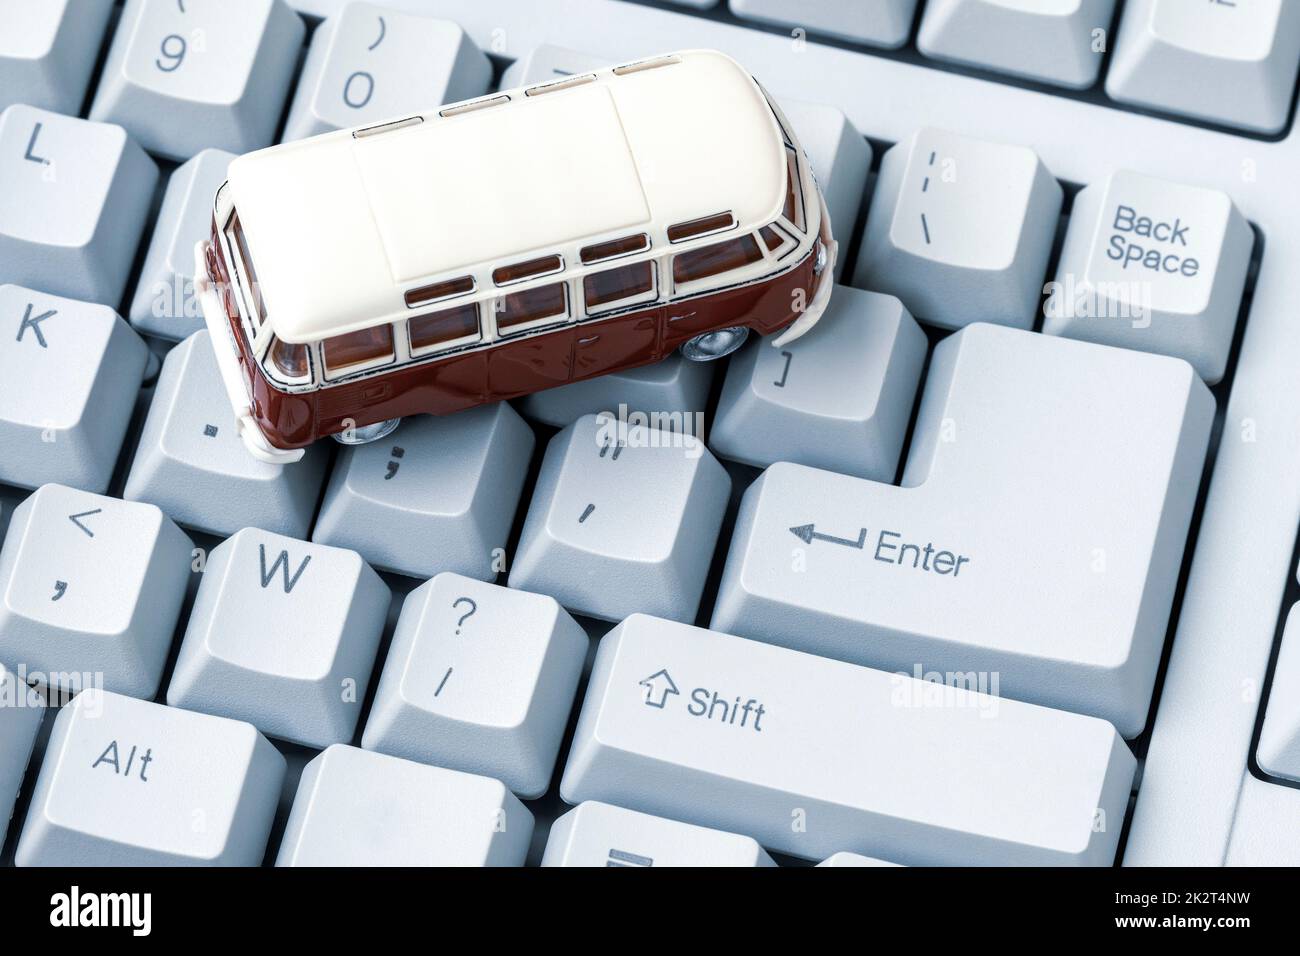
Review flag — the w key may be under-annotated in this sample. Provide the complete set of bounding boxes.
[713,324,1213,737]
[166,529,390,748]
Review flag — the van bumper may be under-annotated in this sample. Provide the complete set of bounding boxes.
[194,240,305,465]
[771,191,837,348]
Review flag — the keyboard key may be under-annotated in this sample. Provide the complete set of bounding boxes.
[517,355,714,429]
[0,0,115,113]
[0,663,44,841]
[284,2,492,141]
[542,801,775,867]
[129,149,234,340]
[1043,170,1253,384]
[313,403,534,579]
[0,285,149,494]
[855,128,1063,330]
[918,0,1116,90]
[498,43,610,90]
[713,324,1213,736]
[0,485,194,700]
[89,0,306,161]
[779,99,871,281]
[561,614,1137,865]
[124,331,329,538]
[1257,603,1300,783]
[166,529,390,748]
[1106,0,1300,134]
[16,688,285,866]
[729,0,919,49]
[817,852,902,867]
[0,105,158,305]
[710,287,926,480]
[509,414,731,623]
[362,573,587,797]
[276,744,533,866]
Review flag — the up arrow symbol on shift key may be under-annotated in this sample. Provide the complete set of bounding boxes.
[639,669,680,709]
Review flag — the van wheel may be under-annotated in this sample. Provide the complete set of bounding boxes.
[680,326,750,362]
[332,417,402,446]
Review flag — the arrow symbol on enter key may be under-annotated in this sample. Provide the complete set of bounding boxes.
[789,523,867,549]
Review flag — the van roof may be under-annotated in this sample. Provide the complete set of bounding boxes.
[227,50,788,343]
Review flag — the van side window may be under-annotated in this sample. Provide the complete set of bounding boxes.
[409,303,480,352]
[667,212,735,243]
[585,261,655,312]
[494,255,563,285]
[405,275,474,308]
[497,282,569,333]
[323,324,395,374]
[673,235,764,287]
[783,146,806,233]
[581,234,649,263]
[269,337,309,379]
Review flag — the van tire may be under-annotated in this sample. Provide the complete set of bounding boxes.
[680,326,750,362]
[332,417,403,446]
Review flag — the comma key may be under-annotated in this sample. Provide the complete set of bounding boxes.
[0,485,193,700]
[560,614,1136,865]
[15,689,285,866]
[713,324,1213,737]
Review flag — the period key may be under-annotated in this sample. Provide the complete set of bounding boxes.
[560,614,1136,866]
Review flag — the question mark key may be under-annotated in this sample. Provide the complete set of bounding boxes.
[362,572,588,797]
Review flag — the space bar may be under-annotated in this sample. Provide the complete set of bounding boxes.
[560,614,1136,865]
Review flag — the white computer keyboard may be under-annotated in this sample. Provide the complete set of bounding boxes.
[2,0,1300,867]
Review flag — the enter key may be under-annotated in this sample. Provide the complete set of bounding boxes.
[712,323,1213,737]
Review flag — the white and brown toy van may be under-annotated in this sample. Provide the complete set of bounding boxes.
[196,49,837,462]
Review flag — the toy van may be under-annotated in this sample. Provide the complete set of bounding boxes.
[195,49,836,463]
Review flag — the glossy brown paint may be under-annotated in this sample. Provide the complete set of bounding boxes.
[208,219,828,452]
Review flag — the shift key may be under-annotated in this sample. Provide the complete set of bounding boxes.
[560,614,1136,866]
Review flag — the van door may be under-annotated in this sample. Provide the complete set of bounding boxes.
[573,307,662,382]
[486,280,576,399]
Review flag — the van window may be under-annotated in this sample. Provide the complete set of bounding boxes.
[667,212,735,243]
[405,275,474,308]
[673,235,764,287]
[409,303,480,352]
[494,255,563,285]
[323,324,395,374]
[585,261,655,312]
[225,213,266,326]
[783,146,806,233]
[497,282,568,333]
[581,234,649,264]
[269,337,309,379]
